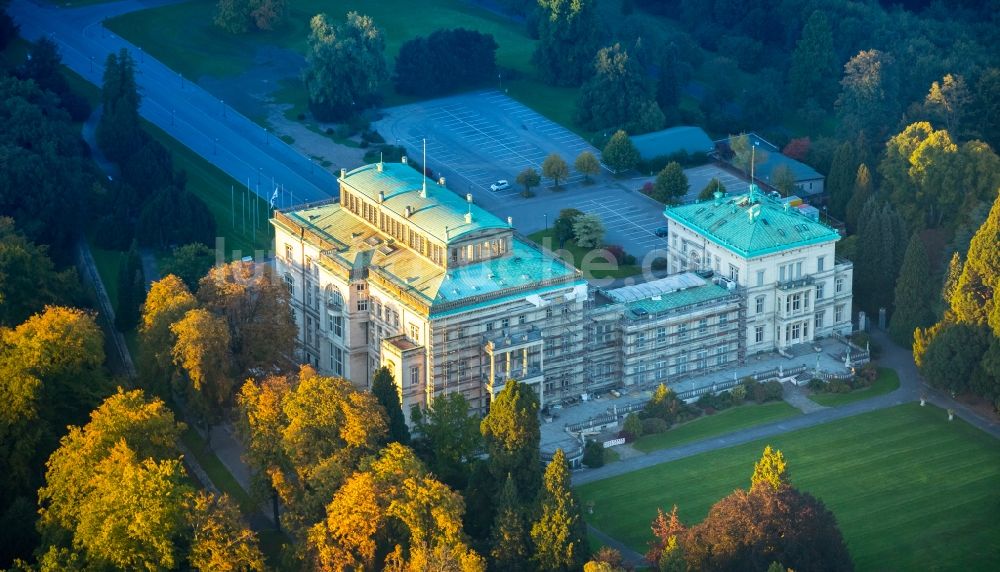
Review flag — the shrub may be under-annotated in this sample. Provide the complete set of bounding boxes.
[651,258,669,270]
[642,181,654,194]
[828,380,851,393]
[622,254,637,265]
[622,413,643,441]
[642,417,670,435]
[763,381,784,402]
[605,244,626,264]
[730,384,747,403]
[807,378,826,392]
[582,439,605,468]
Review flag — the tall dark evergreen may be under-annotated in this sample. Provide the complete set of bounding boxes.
[827,141,858,219]
[481,379,542,503]
[114,242,144,331]
[855,199,907,316]
[656,42,681,118]
[394,29,497,97]
[889,235,936,346]
[96,49,142,164]
[533,0,603,87]
[576,43,663,134]
[371,366,409,445]
[844,163,872,232]
[489,474,531,572]
[788,11,837,108]
[530,448,586,571]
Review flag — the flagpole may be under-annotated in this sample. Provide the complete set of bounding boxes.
[231,185,234,229]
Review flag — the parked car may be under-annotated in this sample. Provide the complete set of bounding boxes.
[654,227,668,237]
[490,179,510,192]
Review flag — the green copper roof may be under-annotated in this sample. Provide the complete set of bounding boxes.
[664,187,840,258]
[341,163,509,244]
[275,203,582,312]
[625,282,734,317]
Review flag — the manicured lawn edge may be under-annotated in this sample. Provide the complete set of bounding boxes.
[632,401,802,453]
[809,367,900,407]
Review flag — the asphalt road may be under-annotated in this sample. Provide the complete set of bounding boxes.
[9,0,337,208]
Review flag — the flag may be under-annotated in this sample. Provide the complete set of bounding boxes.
[270,187,279,208]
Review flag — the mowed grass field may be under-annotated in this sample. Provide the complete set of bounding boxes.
[576,404,1000,571]
[105,1,568,109]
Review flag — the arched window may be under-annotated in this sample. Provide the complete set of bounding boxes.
[325,284,344,310]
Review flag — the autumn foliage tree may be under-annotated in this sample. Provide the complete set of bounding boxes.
[171,308,233,433]
[542,153,570,187]
[214,0,286,34]
[575,151,602,182]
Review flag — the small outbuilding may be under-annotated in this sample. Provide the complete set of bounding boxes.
[631,126,714,162]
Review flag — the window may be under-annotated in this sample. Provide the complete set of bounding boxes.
[678,323,688,340]
[656,360,667,379]
[716,346,728,365]
[817,256,825,272]
[306,316,315,347]
[410,366,420,388]
[804,290,810,309]
[409,323,420,342]
[657,327,666,344]
[790,322,801,341]
[305,280,314,308]
[698,318,708,333]
[756,270,765,287]
[803,321,809,338]
[779,265,786,282]
[283,273,294,293]
[330,315,343,338]
[835,277,844,293]
[792,293,801,312]
[330,345,343,376]
[835,305,845,322]
[284,244,293,262]
[519,315,526,325]
[729,264,739,284]
[545,308,553,319]
[796,261,803,278]
[755,325,764,343]
[815,311,824,329]
[486,322,494,332]
[357,299,367,311]
[327,287,344,310]
[719,312,728,325]
[501,318,509,329]
[816,282,825,300]
[306,256,317,277]
[636,332,647,350]
[374,301,382,320]
[756,295,765,313]
[696,350,707,369]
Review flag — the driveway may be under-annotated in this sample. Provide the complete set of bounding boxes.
[9,0,338,207]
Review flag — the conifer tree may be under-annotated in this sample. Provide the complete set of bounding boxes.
[601,130,639,174]
[844,162,872,232]
[941,252,963,308]
[750,445,789,492]
[481,379,542,502]
[826,141,857,218]
[531,449,586,571]
[789,11,837,107]
[371,366,409,445]
[889,235,936,346]
[489,474,530,572]
[950,191,1000,335]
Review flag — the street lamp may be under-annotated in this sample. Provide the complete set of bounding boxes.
[264,127,268,144]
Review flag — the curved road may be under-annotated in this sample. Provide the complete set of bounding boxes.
[9,0,337,207]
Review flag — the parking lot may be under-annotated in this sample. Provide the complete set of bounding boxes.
[375,91,599,203]
[683,164,748,201]
[574,195,668,256]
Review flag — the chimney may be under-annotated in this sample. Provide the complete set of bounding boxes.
[378,191,385,203]
[340,168,347,179]
[714,190,724,205]
[401,156,408,164]
[404,205,412,218]
[438,176,446,186]
[376,161,383,172]
[464,193,473,224]
[507,216,513,228]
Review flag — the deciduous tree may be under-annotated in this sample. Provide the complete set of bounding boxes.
[534,0,603,87]
[171,308,233,430]
[304,12,387,121]
[161,243,216,291]
[647,505,685,569]
[836,49,899,139]
[574,151,601,182]
[138,274,197,395]
[601,130,639,174]
[576,43,663,134]
[729,133,767,177]
[572,214,605,248]
[0,218,81,327]
[394,29,497,97]
[516,167,541,197]
[750,445,788,492]
[531,448,586,571]
[925,73,971,136]
[189,492,266,572]
[542,153,570,187]
[197,260,296,377]
[770,164,797,197]
[653,161,688,204]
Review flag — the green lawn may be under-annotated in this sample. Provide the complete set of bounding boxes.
[632,402,801,453]
[528,229,641,279]
[810,368,901,407]
[576,404,1000,571]
[88,243,121,310]
[105,1,575,123]
[140,120,273,256]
